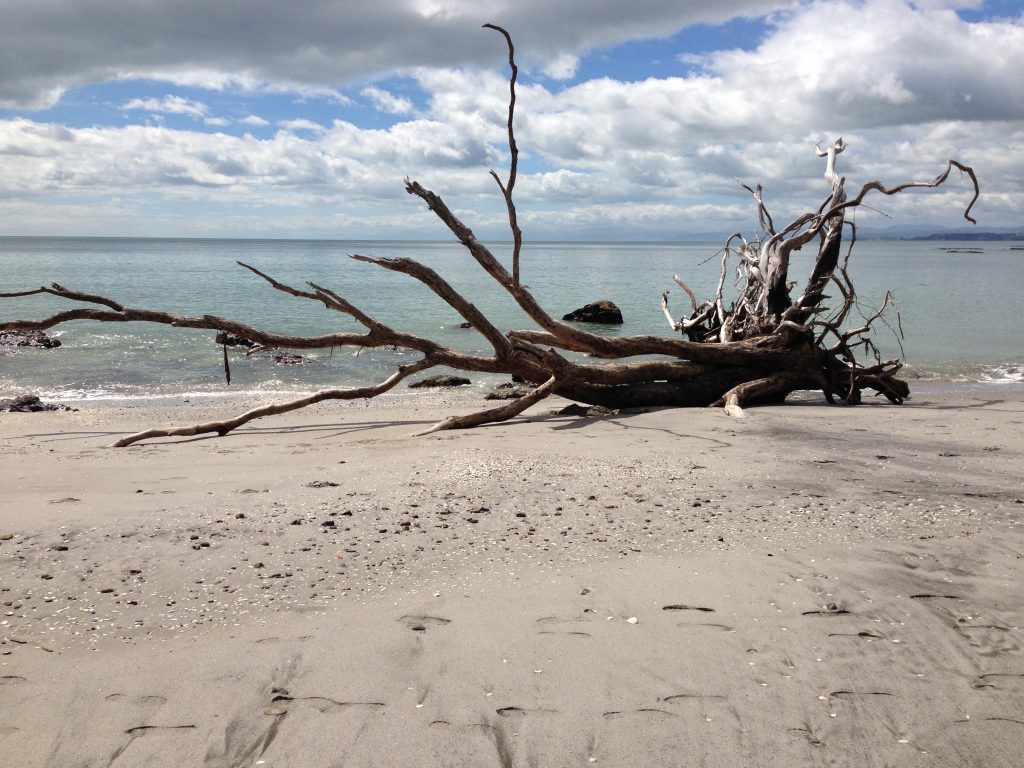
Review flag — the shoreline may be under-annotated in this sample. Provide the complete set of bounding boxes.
[4,372,1023,409]
[2,391,1023,766]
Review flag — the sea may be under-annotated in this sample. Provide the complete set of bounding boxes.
[1,236,1022,404]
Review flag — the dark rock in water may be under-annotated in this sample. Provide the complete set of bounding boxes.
[409,375,472,389]
[0,330,61,349]
[562,300,623,324]
[271,350,306,365]
[0,394,77,413]
[457,321,473,329]
[486,385,533,401]
[215,331,256,348]
[217,332,306,364]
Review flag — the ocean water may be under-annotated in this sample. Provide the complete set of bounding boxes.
[1,236,1022,403]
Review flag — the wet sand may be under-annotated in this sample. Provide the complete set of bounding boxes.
[2,390,1023,766]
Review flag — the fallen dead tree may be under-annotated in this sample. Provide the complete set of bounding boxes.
[0,25,979,446]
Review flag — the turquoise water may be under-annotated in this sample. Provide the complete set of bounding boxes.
[1,237,1022,401]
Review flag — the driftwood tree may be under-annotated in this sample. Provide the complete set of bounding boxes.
[1,25,979,446]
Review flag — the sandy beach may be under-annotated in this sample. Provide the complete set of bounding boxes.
[2,388,1023,767]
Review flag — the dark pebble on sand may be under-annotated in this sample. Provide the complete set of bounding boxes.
[321,520,336,528]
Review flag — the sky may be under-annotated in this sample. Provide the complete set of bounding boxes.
[0,0,1021,240]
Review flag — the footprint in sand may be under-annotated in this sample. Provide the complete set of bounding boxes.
[602,708,677,720]
[400,615,451,632]
[662,604,715,613]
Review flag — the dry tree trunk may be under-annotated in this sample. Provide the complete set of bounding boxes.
[0,25,980,446]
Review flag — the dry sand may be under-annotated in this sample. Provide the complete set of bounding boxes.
[2,388,1023,767]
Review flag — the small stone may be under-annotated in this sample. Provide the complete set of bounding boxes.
[0,533,14,541]
[264,706,287,716]
[626,616,638,624]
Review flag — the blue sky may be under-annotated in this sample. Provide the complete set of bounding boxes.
[0,1,1021,239]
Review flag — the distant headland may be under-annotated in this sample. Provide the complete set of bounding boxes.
[909,231,1024,241]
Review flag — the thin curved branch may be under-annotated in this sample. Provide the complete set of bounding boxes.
[113,359,436,446]
[351,253,513,357]
[483,23,523,290]
[237,261,384,331]
[0,284,125,310]
[417,375,556,435]
[672,275,698,313]
[828,159,980,225]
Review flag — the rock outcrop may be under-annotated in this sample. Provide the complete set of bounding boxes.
[561,300,623,324]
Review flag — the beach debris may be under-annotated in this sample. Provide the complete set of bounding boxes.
[214,331,306,365]
[306,480,339,488]
[626,616,638,624]
[555,403,615,418]
[486,384,533,400]
[215,332,255,348]
[408,374,471,388]
[663,604,715,613]
[0,394,76,413]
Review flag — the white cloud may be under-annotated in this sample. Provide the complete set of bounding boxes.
[361,86,415,115]
[122,95,209,119]
[277,118,328,134]
[0,1,1020,237]
[0,0,788,109]
[541,52,579,80]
